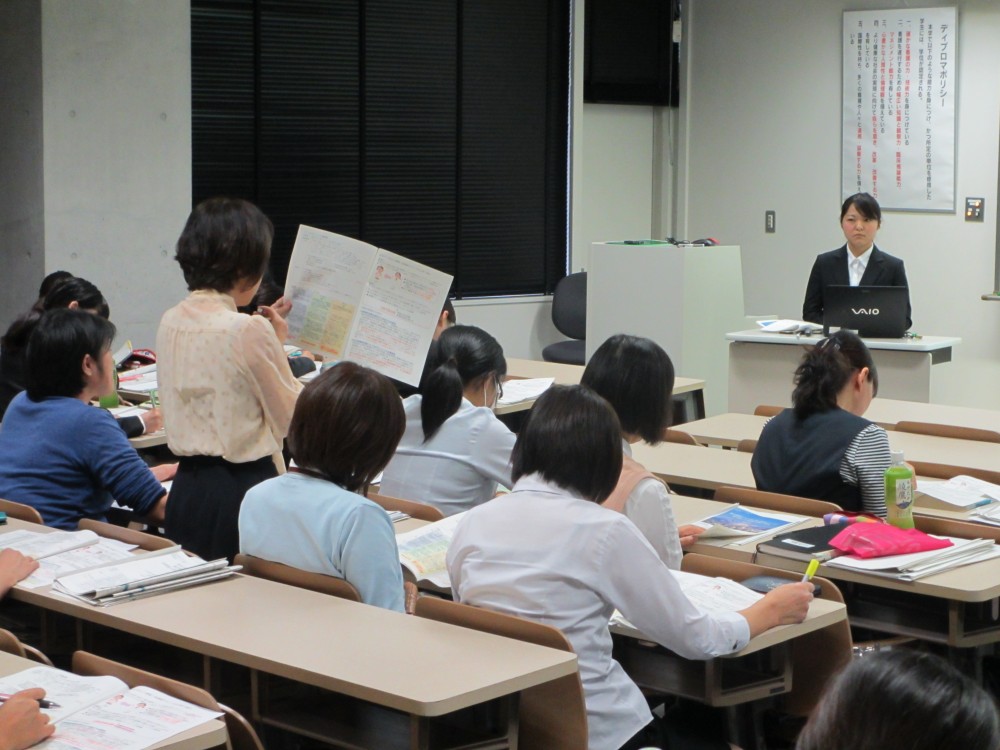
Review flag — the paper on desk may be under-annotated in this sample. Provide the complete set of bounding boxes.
[611,570,762,630]
[918,475,1000,508]
[18,538,137,589]
[498,378,554,406]
[0,530,100,560]
[396,512,466,588]
[54,548,207,598]
[0,666,127,724]
[756,319,822,334]
[825,537,1000,581]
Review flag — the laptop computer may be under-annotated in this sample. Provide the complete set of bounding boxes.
[823,285,909,338]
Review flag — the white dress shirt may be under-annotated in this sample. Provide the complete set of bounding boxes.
[447,474,750,750]
[379,395,516,516]
[620,441,683,569]
[847,245,873,286]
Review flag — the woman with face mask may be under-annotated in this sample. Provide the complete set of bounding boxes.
[380,325,515,516]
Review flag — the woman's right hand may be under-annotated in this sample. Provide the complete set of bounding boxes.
[0,689,54,750]
[142,407,164,434]
[740,581,813,637]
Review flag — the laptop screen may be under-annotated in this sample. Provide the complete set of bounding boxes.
[823,285,909,338]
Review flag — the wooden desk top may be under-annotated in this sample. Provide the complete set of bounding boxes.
[675,413,1000,473]
[0,651,227,750]
[505,358,704,395]
[865,398,1000,432]
[669,494,1000,603]
[1,522,576,717]
[630,441,755,490]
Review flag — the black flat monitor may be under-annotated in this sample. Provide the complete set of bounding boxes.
[823,285,909,338]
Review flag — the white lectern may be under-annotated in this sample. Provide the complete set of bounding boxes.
[586,242,746,416]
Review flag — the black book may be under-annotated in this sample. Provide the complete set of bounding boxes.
[756,524,846,562]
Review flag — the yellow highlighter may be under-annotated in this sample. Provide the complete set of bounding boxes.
[801,558,821,583]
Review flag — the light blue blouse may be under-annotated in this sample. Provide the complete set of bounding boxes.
[239,471,405,612]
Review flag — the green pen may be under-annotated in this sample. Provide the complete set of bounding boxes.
[148,389,158,409]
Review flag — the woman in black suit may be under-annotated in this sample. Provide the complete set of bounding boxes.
[802,193,911,329]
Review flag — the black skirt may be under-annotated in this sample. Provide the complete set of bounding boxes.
[166,454,277,562]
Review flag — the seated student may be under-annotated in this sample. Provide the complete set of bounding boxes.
[0,309,169,530]
[0,276,163,438]
[751,330,889,516]
[157,197,302,561]
[795,650,999,750]
[581,334,704,568]
[380,325,515,516]
[447,385,813,750]
[240,362,407,611]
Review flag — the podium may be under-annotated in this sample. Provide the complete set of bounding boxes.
[586,242,746,416]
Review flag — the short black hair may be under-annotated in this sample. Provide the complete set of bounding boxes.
[581,334,675,444]
[791,330,877,418]
[419,325,506,440]
[442,298,456,325]
[25,308,116,400]
[796,650,1000,750]
[840,192,882,225]
[174,197,273,292]
[512,385,622,503]
[43,277,110,319]
[288,362,406,493]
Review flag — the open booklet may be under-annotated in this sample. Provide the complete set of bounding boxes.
[497,378,554,407]
[395,512,467,589]
[917,475,1000,510]
[283,225,453,387]
[611,569,763,630]
[0,665,221,750]
[692,505,808,546]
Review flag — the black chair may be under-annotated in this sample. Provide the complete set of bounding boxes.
[542,272,587,364]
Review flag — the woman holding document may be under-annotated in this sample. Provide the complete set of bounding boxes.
[157,198,302,561]
[447,385,813,750]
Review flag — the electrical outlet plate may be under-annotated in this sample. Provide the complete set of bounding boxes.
[965,197,985,222]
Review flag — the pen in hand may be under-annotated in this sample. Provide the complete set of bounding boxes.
[0,693,61,709]
[801,558,820,583]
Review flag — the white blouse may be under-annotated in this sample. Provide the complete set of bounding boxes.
[379,395,515,516]
[447,474,750,750]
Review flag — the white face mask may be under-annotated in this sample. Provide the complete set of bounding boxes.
[483,375,501,411]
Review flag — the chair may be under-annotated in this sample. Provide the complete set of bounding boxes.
[233,554,361,602]
[0,629,54,667]
[415,596,587,750]
[78,519,176,551]
[909,461,1000,485]
[542,272,587,365]
[72,650,264,750]
[895,421,1000,444]
[753,405,784,417]
[664,429,700,446]
[713,485,842,518]
[366,492,444,522]
[736,438,758,454]
[0,498,44,525]
[680,553,851,717]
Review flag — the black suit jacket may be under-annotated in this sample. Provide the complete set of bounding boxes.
[802,245,911,329]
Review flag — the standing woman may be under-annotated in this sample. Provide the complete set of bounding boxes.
[751,330,890,515]
[580,334,704,568]
[157,197,302,561]
[802,192,911,329]
[379,325,515,516]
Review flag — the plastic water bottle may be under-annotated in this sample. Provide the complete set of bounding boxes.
[884,450,915,529]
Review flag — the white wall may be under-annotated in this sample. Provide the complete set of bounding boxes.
[40,0,192,346]
[681,0,1000,408]
[0,0,45,325]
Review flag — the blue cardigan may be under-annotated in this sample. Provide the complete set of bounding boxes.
[0,393,165,529]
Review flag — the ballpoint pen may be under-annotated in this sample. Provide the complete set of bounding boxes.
[0,693,61,709]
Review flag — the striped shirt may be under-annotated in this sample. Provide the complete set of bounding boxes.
[839,423,890,516]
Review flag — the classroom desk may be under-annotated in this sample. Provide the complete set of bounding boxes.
[864,398,1000,432]
[675,413,1000,474]
[0,651,228,750]
[0,521,577,746]
[669,494,1000,648]
[725,330,960,413]
[504,358,707,421]
[630,441,756,490]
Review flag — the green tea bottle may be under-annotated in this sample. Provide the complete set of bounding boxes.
[885,450,914,529]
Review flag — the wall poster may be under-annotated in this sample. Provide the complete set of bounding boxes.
[842,8,956,211]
